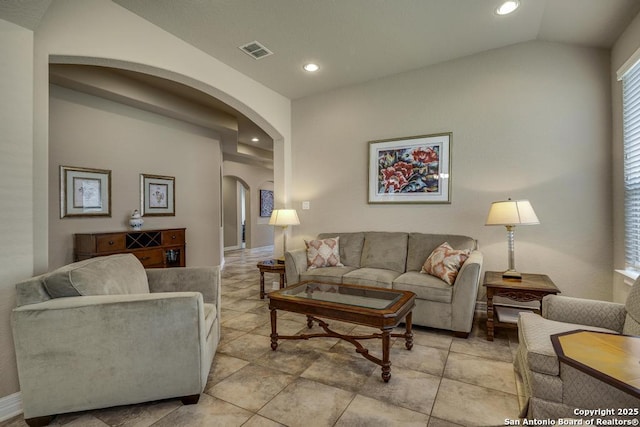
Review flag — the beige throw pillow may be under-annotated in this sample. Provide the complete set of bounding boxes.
[421,242,470,285]
[305,237,344,270]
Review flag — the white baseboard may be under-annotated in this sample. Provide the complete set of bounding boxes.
[0,392,22,422]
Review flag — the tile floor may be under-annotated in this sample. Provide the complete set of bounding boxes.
[2,247,524,427]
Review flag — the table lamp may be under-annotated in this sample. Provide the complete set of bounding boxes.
[485,198,539,280]
[269,209,300,263]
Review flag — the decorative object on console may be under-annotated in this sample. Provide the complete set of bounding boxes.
[129,209,144,230]
[368,132,451,204]
[269,209,300,263]
[305,237,344,269]
[260,189,274,217]
[421,242,471,285]
[60,165,111,218]
[141,174,175,216]
[485,198,539,280]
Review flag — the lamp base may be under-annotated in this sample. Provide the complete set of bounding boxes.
[502,270,522,280]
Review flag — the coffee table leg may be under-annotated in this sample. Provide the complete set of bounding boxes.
[270,308,278,350]
[260,271,265,300]
[381,329,391,382]
[306,315,314,329]
[279,272,285,289]
[405,311,414,350]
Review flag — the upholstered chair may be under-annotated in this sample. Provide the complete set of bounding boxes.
[12,254,221,427]
[514,277,640,420]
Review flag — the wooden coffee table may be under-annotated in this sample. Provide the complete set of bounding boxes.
[268,281,415,382]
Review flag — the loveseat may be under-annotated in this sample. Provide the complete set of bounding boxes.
[12,254,220,426]
[285,231,483,337]
[514,277,640,420]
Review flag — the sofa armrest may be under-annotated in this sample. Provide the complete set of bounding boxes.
[542,295,626,333]
[285,249,308,284]
[12,293,207,418]
[450,250,483,333]
[146,266,220,305]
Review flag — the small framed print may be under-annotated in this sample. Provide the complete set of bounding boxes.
[60,166,111,218]
[141,174,175,216]
[260,189,274,217]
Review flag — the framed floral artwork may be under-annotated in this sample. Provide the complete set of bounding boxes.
[60,166,111,218]
[141,174,175,216]
[368,133,451,204]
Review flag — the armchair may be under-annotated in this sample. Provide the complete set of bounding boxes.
[12,254,221,426]
[514,277,640,420]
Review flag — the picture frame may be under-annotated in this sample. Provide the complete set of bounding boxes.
[368,132,451,204]
[141,174,175,216]
[60,166,111,218]
[260,189,274,217]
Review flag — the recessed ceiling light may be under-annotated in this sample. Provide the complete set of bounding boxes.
[251,137,259,142]
[303,63,319,72]
[496,0,519,15]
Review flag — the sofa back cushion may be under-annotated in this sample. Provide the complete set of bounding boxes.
[318,232,365,268]
[360,232,408,273]
[406,233,476,272]
[44,254,150,298]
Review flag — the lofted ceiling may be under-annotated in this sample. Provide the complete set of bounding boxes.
[2,0,640,167]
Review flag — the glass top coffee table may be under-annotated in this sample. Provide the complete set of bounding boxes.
[268,281,416,382]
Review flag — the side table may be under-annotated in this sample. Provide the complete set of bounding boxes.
[257,259,286,299]
[551,330,640,399]
[483,271,559,341]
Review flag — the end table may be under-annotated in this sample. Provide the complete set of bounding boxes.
[483,271,559,341]
[257,259,286,299]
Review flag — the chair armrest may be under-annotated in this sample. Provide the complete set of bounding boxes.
[12,293,207,418]
[285,249,308,284]
[146,266,220,305]
[542,295,626,333]
[451,250,483,333]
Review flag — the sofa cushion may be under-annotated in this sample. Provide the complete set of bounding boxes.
[342,268,400,288]
[360,232,408,273]
[421,242,470,285]
[305,237,344,269]
[518,312,618,376]
[318,232,365,267]
[300,266,357,284]
[44,254,150,298]
[393,272,453,303]
[406,233,476,272]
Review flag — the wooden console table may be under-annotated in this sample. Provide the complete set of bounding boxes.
[483,271,559,341]
[74,228,186,268]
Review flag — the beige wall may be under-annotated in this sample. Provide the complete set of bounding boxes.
[292,41,613,301]
[0,18,33,400]
[49,84,222,268]
[611,12,640,303]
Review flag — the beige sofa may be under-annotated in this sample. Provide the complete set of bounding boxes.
[514,278,640,420]
[12,254,220,426]
[285,231,483,337]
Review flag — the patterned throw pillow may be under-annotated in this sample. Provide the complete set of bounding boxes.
[305,237,344,270]
[421,242,471,285]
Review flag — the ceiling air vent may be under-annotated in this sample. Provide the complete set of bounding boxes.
[239,41,273,60]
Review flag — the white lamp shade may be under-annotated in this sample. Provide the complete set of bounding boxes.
[485,199,539,226]
[268,209,300,226]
